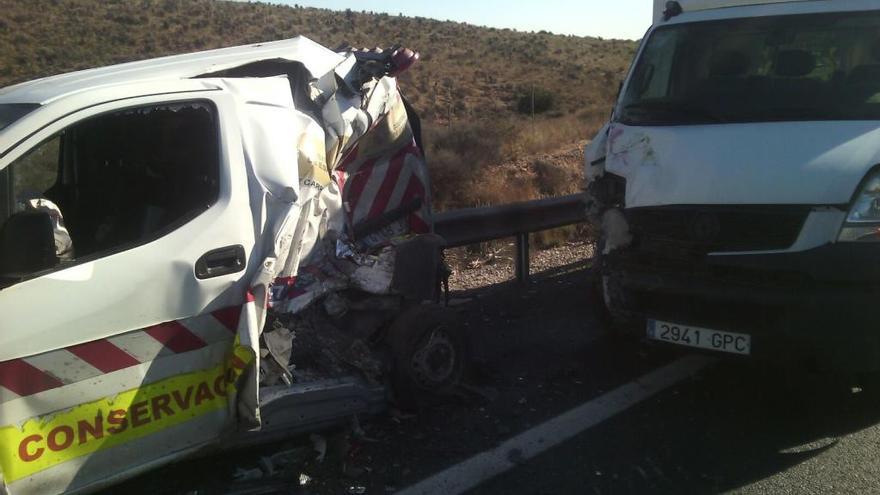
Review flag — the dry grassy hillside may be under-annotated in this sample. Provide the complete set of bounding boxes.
[0,0,639,209]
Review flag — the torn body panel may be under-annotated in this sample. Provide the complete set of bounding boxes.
[190,43,435,428]
[583,124,632,256]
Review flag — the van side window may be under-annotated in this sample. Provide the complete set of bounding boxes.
[0,101,220,283]
[12,136,60,199]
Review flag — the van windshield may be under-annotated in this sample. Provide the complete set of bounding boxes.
[619,10,880,125]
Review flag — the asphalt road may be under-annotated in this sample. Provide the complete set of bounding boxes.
[111,259,880,495]
[474,359,880,495]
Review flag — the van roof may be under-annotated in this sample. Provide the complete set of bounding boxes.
[0,36,345,106]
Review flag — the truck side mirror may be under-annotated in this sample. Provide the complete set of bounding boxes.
[0,210,59,278]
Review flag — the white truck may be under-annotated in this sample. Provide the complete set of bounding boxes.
[587,0,880,368]
[0,37,465,494]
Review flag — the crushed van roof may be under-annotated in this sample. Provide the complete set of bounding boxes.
[0,36,345,105]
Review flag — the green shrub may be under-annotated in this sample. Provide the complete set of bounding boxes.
[515,86,556,115]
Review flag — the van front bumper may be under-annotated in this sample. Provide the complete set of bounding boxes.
[606,242,880,371]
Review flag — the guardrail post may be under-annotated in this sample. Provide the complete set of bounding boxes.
[515,232,530,285]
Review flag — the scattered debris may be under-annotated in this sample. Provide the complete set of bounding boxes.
[351,415,378,442]
[458,383,500,402]
[390,408,417,422]
[259,447,309,477]
[258,457,274,476]
[311,433,328,463]
[465,246,510,270]
[447,297,475,307]
[344,464,367,478]
[232,467,263,482]
[323,292,350,319]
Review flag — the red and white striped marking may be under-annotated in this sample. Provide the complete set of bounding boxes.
[336,140,431,234]
[0,307,241,403]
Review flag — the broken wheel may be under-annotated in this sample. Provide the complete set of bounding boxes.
[385,304,467,409]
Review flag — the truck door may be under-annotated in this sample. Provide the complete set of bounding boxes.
[0,93,256,495]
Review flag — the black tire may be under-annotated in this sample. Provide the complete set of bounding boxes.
[385,304,467,409]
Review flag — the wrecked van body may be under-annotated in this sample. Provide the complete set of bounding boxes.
[0,37,464,494]
[586,0,880,369]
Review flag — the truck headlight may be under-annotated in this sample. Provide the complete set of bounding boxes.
[839,171,880,242]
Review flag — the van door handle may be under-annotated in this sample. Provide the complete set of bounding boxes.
[195,245,246,279]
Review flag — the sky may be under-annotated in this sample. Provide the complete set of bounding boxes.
[278,0,654,40]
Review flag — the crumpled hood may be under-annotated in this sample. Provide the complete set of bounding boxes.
[605,121,880,208]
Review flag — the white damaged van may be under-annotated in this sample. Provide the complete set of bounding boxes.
[0,37,464,494]
[585,0,880,369]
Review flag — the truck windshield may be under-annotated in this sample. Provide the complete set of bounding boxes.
[619,10,880,125]
[0,103,39,132]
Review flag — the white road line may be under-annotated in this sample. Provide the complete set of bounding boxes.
[398,355,713,495]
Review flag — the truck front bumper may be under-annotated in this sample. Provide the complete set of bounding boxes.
[606,243,880,371]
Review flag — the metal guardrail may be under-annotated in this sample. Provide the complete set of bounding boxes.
[434,193,589,284]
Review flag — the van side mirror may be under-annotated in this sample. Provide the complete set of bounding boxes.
[0,210,59,278]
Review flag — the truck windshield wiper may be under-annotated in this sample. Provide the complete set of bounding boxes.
[622,101,723,123]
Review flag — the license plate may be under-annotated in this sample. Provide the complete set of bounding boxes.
[647,319,751,355]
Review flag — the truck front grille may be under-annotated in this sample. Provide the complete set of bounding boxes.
[625,205,810,258]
